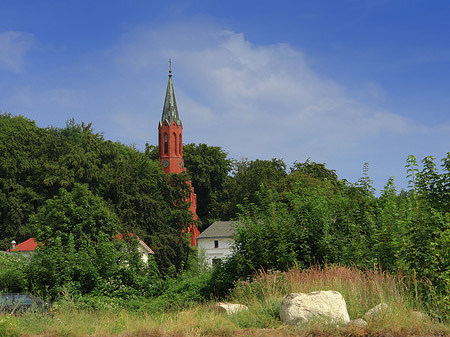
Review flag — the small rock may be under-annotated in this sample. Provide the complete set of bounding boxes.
[346,318,368,328]
[213,302,248,315]
[364,303,388,320]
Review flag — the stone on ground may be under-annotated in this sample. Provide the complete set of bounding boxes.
[280,291,350,325]
[346,318,368,328]
[213,302,248,315]
[364,303,388,320]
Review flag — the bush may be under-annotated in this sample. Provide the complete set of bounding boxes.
[0,253,28,292]
[147,270,213,311]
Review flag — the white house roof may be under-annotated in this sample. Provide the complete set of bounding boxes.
[196,221,240,240]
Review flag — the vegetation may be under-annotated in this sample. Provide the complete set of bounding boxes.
[0,113,194,280]
[26,184,159,298]
[1,112,450,335]
[1,265,448,336]
[208,155,450,322]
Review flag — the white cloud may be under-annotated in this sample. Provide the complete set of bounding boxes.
[110,22,434,169]
[0,31,35,72]
[3,21,447,191]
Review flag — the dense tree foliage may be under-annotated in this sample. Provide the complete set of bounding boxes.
[26,184,160,297]
[182,143,231,230]
[0,113,194,277]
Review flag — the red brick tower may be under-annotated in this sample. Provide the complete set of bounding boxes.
[158,63,200,246]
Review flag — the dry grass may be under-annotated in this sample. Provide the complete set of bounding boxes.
[230,264,448,335]
[2,264,449,336]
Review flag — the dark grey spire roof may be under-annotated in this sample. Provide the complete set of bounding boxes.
[160,71,181,126]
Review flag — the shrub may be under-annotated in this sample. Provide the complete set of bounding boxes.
[0,253,28,292]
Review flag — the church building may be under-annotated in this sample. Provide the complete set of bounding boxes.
[158,64,200,246]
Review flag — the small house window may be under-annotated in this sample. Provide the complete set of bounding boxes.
[214,240,219,248]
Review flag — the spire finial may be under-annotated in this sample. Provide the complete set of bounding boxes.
[161,60,180,125]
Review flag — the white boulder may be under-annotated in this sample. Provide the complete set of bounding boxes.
[280,291,350,325]
[213,302,248,315]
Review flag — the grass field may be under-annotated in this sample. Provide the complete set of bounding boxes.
[1,265,448,336]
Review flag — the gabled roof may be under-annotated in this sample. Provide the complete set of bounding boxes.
[8,238,38,252]
[117,233,154,254]
[159,70,181,127]
[196,221,240,240]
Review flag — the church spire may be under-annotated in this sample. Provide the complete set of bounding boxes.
[160,59,180,126]
[156,63,200,246]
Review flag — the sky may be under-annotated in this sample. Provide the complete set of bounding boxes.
[1,0,450,193]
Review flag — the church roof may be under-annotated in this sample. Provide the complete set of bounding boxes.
[160,69,181,126]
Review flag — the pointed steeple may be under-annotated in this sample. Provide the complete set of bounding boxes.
[156,62,199,247]
[160,61,180,126]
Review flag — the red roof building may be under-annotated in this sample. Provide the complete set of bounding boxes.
[7,237,38,252]
[8,235,154,263]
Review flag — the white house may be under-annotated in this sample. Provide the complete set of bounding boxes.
[114,234,156,263]
[196,221,239,267]
[134,235,155,263]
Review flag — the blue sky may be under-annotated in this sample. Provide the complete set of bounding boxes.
[1,0,450,193]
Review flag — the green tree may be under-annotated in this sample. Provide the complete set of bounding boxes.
[398,154,450,318]
[183,143,231,229]
[27,184,151,297]
[0,113,48,249]
[290,158,338,182]
[0,115,195,276]
[217,158,288,219]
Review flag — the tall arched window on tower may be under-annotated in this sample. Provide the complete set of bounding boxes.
[164,133,168,154]
[173,133,177,155]
[179,134,182,155]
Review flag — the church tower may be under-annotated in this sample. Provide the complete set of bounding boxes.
[158,62,200,246]
[158,64,184,174]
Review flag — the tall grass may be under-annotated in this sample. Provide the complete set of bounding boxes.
[230,263,447,334]
[3,264,449,336]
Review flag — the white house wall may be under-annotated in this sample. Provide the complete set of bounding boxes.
[197,237,234,267]
[137,244,149,263]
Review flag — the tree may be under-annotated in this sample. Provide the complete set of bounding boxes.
[398,154,450,318]
[27,184,149,297]
[290,158,338,182]
[0,113,47,249]
[216,158,288,219]
[183,143,231,229]
[0,115,196,276]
